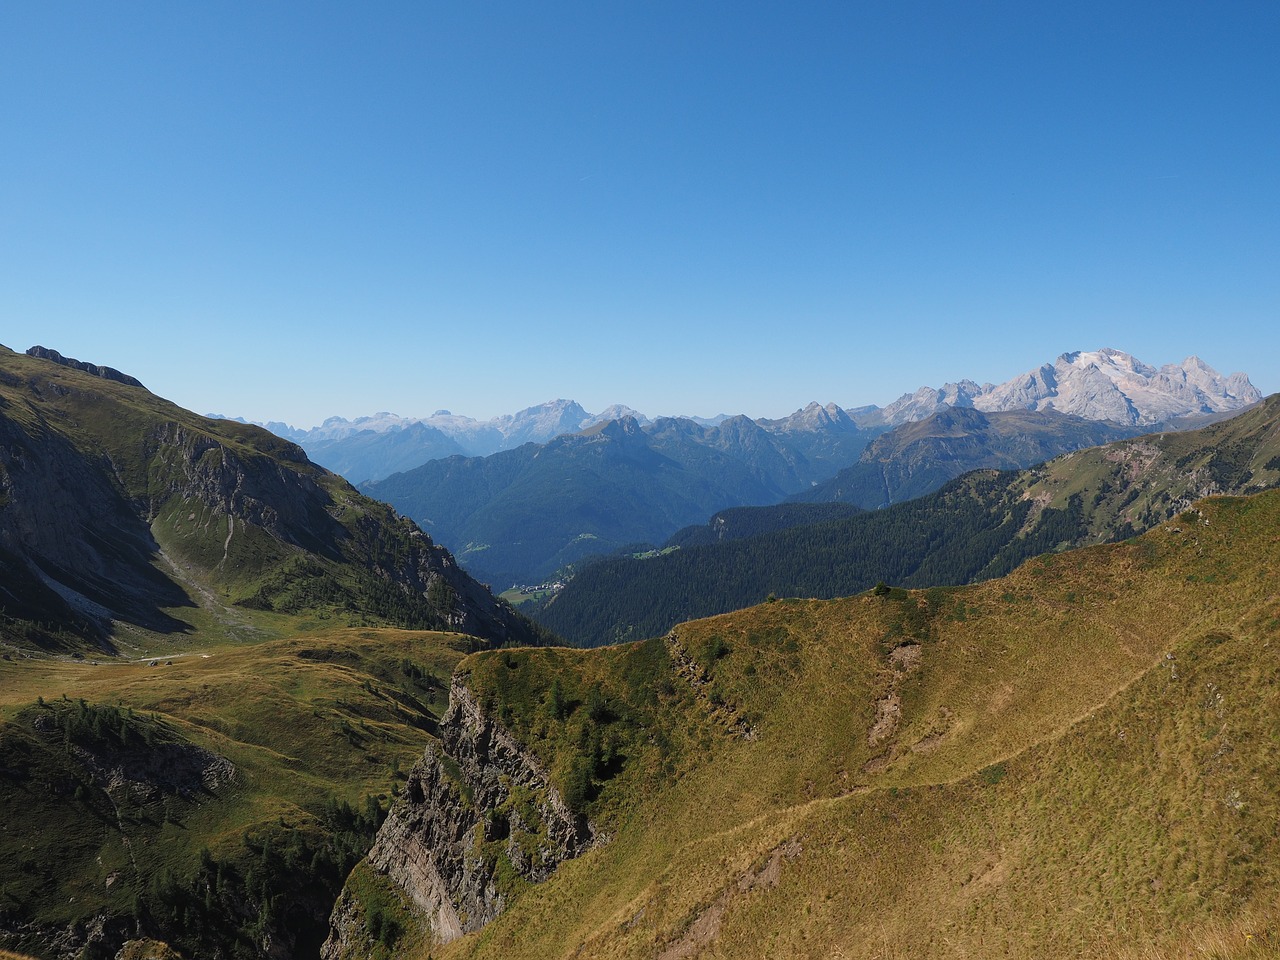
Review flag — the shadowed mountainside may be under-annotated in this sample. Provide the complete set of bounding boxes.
[0,344,547,653]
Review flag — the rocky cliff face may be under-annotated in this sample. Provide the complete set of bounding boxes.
[25,344,146,388]
[323,676,596,958]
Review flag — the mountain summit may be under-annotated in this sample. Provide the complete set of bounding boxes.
[881,349,1260,427]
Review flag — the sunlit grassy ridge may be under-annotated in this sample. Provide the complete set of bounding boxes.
[419,489,1280,960]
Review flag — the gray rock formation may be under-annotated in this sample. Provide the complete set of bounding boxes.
[323,676,596,957]
[879,379,986,424]
[24,345,145,388]
[878,349,1260,427]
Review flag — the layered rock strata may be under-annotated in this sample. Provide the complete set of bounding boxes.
[323,676,596,956]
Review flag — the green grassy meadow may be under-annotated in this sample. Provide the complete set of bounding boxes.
[0,624,471,957]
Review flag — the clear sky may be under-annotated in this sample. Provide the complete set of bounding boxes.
[2,2,1277,427]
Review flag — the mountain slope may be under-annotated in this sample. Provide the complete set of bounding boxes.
[665,501,863,549]
[534,395,1280,646]
[360,414,877,589]
[331,485,1280,960]
[0,344,545,653]
[794,406,1145,508]
[0,344,555,958]
[0,627,471,959]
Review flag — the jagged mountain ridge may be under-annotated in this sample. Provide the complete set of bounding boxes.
[0,344,544,652]
[254,349,1258,484]
[878,348,1260,426]
[266,399,875,485]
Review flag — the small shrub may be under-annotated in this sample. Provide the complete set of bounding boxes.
[979,762,1007,786]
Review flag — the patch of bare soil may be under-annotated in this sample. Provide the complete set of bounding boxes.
[867,644,923,749]
[863,644,925,768]
[889,643,922,672]
[656,840,803,960]
[867,692,902,747]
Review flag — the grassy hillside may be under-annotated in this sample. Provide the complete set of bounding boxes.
[401,487,1280,959]
[0,344,546,653]
[0,344,551,957]
[0,627,472,958]
[536,396,1280,646]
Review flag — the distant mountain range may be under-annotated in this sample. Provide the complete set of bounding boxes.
[237,349,1260,486]
[359,412,882,590]
[533,393,1280,646]
[343,352,1257,589]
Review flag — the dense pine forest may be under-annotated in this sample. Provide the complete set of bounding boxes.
[534,470,1085,646]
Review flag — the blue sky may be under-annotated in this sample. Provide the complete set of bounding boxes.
[2,2,1276,426]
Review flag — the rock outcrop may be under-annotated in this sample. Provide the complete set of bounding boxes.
[323,676,596,958]
[25,345,146,388]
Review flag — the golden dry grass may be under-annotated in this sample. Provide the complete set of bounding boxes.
[407,492,1280,960]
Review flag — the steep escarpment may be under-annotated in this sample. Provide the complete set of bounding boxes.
[0,404,190,648]
[324,677,596,957]
[0,344,546,651]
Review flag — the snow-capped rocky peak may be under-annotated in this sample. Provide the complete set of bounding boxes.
[969,349,1260,425]
[586,404,652,428]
